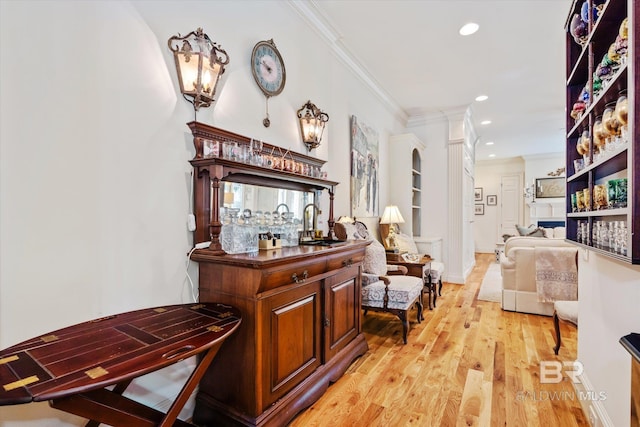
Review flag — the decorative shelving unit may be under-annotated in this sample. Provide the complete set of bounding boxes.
[389,133,426,238]
[564,0,639,263]
[412,148,422,236]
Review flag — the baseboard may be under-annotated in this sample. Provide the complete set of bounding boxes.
[446,273,465,284]
[574,371,614,427]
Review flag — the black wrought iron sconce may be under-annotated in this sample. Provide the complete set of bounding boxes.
[167,28,229,113]
[297,100,329,152]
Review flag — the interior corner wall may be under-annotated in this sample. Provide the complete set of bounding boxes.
[474,157,525,253]
[0,1,405,425]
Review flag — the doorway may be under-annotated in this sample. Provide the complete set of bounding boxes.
[500,174,523,238]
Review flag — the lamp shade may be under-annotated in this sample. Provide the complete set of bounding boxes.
[379,205,405,224]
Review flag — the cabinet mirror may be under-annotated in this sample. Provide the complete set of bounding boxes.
[218,182,320,232]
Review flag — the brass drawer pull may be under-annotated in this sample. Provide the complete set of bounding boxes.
[342,258,353,267]
[292,270,308,284]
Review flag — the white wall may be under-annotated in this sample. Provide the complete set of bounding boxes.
[406,115,458,281]
[577,252,640,427]
[473,157,525,253]
[522,153,565,224]
[0,1,405,425]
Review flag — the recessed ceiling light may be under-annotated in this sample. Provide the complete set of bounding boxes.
[485,141,494,146]
[488,154,496,158]
[475,95,488,102]
[459,22,479,36]
[481,120,492,125]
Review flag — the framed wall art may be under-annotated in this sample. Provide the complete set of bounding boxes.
[487,195,497,206]
[474,204,484,215]
[535,177,565,198]
[474,187,483,201]
[350,115,379,217]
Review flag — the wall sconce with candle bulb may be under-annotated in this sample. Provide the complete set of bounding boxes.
[297,100,329,152]
[167,28,229,115]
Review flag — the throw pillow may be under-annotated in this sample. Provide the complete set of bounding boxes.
[516,224,536,236]
[363,238,387,276]
[527,227,546,237]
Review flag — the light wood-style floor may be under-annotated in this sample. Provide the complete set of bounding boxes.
[290,253,589,427]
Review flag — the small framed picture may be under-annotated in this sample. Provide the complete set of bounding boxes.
[474,187,483,201]
[535,177,565,198]
[487,195,497,206]
[474,204,485,215]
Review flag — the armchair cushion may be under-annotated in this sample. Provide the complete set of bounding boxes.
[361,275,423,310]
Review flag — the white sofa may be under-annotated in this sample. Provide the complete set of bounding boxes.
[500,235,576,316]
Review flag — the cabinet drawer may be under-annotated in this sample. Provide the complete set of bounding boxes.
[260,258,326,292]
[325,250,364,272]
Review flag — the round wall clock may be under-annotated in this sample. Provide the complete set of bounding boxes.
[251,39,286,127]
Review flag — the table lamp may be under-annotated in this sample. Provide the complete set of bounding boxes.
[380,205,405,252]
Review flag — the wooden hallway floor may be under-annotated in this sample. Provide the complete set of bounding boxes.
[289,253,589,427]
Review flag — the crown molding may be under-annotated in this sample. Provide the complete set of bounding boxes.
[287,0,408,123]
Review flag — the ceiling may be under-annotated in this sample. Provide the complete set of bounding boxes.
[297,0,573,161]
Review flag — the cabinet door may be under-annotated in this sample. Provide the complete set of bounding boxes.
[323,265,361,361]
[260,280,322,408]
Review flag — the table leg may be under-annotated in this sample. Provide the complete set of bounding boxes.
[432,280,437,308]
[50,342,225,427]
[423,274,433,310]
[84,380,132,427]
[158,344,222,427]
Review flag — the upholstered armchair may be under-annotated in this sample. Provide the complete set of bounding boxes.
[553,300,578,355]
[335,219,424,344]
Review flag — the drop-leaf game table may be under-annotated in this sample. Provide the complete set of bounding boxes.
[0,303,241,426]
